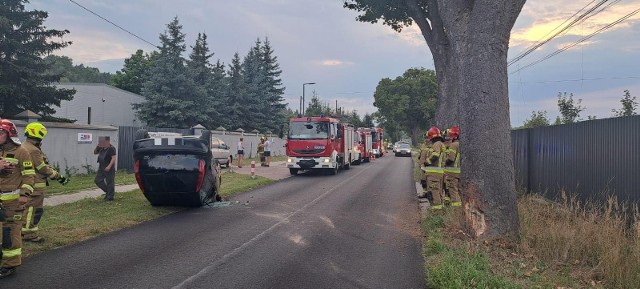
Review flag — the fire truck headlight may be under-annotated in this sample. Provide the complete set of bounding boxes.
[324,158,330,163]
[287,158,293,163]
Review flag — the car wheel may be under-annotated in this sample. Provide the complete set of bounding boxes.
[289,168,298,175]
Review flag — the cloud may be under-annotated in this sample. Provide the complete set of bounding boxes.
[511,2,640,48]
[315,59,355,67]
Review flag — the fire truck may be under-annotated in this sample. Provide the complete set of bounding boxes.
[371,127,384,158]
[356,128,373,163]
[286,116,357,175]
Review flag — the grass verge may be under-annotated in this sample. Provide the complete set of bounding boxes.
[422,194,640,288]
[25,173,273,257]
[47,171,137,196]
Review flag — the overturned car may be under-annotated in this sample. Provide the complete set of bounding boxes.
[133,130,222,207]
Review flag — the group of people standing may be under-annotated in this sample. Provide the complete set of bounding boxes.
[418,126,461,211]
[236,136,271,168]
[0,119,116,278]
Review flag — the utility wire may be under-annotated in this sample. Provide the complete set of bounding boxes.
[508,0,611,66]
[510,7,640,74]
[68,0,159,48]
[515,75,640,84]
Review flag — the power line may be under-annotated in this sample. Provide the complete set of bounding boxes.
[510,7,640,74]
[508,0,612,66]
[514,75,640,84]
[67,0,158,49]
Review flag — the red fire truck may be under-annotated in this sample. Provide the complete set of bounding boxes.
[356,128,372,163]
[371,127,384,158]
[286,116,357,175]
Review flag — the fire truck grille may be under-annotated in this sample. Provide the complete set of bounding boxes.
[292,149,324,154]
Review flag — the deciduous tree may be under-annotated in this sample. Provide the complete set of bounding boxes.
[612,90,637,117]
[522,111,550,128]
[557,92,585,124]
[344,0,526,241]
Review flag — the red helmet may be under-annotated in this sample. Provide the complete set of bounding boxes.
[448,126,460,139]
[0,119,19,137]
[426,126,441,140]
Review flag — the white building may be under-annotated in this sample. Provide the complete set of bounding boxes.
[53,83,144,127]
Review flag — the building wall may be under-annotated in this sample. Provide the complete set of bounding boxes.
[12,120,118,175]
[53,83,143,127]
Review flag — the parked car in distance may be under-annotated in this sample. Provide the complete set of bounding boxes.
[210,136,232,168]
[395,143,412,157]
[133,130,222,207]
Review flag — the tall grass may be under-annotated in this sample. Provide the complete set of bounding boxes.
[518,193,640,288]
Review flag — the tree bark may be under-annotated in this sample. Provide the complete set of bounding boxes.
[455,0,525,241]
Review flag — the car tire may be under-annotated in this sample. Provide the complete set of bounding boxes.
[289,168,298,175]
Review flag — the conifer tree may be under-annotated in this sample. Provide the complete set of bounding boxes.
[135,17,206,128]
[0,0,74,117]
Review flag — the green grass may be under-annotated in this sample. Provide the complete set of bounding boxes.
[24,172,274,256]
[422,211,521,289]
[237,155,287,166]
[47,171,137,196]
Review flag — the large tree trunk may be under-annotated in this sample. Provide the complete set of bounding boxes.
[455,0,525,241]
[433,54,459,128]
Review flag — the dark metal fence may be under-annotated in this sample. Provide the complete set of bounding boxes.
[512,115,640,203]
[117,126,193,172]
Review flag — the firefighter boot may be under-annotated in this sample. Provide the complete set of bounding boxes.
[0,267,17,279]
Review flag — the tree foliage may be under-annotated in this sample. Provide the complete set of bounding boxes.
[522,111,550,128]
[0,0,75,117]
[557,92,585,124]
[112,49,157,95]
[44,55,113,84]
[612,90,637,117]
[373,68,437,145]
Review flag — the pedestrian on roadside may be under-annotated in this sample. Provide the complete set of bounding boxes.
[237,138,245,168]
[21,122,69,243]
[0,119,35,279]
[94,136,116,201]
[263,137,271,167]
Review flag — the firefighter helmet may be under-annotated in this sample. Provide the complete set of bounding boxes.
[25,122,48,140]
[426,126,441,140]
[0,119,19,137]
[448,126,460,139]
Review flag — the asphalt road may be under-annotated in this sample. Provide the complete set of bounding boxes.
[4,155,425,289]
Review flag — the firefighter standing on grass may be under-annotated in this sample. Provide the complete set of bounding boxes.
[21,122,69,243]
[419,126,446,210]
[443,126,462,207]
[0,119,35,278]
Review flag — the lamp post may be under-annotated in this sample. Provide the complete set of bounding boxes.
[302,82,316,116]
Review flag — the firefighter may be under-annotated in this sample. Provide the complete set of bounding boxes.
[22,122,69,243]
[419,126,446,210]
[257,136,267,167]
[443,126,462,207]
[0,119,35,278]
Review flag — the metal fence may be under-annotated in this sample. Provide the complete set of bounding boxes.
[117,126,193,172]
[512,115,640,204]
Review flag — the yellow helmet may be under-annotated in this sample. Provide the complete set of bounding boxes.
[25,122,48,140]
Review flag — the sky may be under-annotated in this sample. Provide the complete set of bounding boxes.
[29,0,640,127]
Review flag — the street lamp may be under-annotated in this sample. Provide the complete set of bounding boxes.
[302,82,316,116]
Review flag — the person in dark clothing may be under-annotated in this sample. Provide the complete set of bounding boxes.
[94,136,116,201]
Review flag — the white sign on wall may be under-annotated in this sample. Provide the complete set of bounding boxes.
[78,133,93,144]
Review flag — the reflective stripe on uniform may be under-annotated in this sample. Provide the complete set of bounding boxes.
[22,226,39,233]
[23,161,33,167]
[24,206,34,229]
[3,157,18,165]
[36,162,47,170]
[22,169,36,175]
[0,190,20,201]
[34,182,47,189]
[444,168,461,174]
[431,204,444,210]
[21,184,34,193]
[423,167,444,174]
[2,248,22,259]
[451,201,462,207]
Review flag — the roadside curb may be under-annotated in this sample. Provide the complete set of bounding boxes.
[44,184,140,207]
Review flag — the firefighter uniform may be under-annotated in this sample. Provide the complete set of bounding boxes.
[22,137,64,242]
[0,122,35,276]
[419,127,446,210]
[444,139,462,207]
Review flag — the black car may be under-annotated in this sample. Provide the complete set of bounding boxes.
[133,130,221,207]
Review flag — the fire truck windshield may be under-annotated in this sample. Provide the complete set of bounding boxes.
[288,122,329,139]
